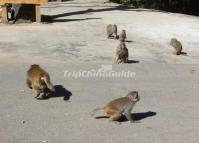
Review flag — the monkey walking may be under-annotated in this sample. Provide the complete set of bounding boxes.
[92,91,140,123]
[114,41,129,64]
[170,38,182,55]
[26,64,55,99]
[119,30,126,42]
[106,24,118,39]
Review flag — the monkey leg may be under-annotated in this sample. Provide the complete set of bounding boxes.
[116,57,122,64]
[114,56,119,64]
[124,112,140,123]
[109,114,121,122]
[124,112,134,123]
[125,58,128,63]
[109,113,122,125]
[41,91,50,99]
[36,88,49,99]
[120,58,125,64]
[34,89,43,99]
[173,50,177,55]
[176,52,181,55]
[40,92,47,99]
[26,79,32,89]
[107,33,112,39]
[176,49,181,55]
[105,109,121,125]
[106,109,121,121]
[35,91,41,98]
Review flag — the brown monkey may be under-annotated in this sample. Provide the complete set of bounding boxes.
[103,0,111,3]
[92,91,140,123]
[119,30,126,42]
[26,64,55,99]
[106,24,118,39]
[114,41,129,64]
[170,38,182,55]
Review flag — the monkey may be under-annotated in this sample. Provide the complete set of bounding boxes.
[106,24,118,39]
[119,30,126,42]
[26,64,55,99]
[170,38,182,55]
[92,91,140,123]
[103,0,111,3]
[114,41,129,64]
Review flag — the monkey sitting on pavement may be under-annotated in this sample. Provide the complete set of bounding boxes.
[170,38,182,55]
[119,30,126,42]
[114,41,129,64]
[106,24,118,39]
[92,91,140,123]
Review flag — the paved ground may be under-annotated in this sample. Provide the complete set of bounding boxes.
[0,63,199,143]
[0,1,199,143]
[1,1,199,64]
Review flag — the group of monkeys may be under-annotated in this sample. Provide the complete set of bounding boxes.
[25,24,184,123]
[106,24,184,64]
[106,24,129,64]
[26,64,140,123]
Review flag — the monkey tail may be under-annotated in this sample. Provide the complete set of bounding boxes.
[91,107,105,116]
[41,75,55,92]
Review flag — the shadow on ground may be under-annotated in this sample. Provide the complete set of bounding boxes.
[119,111,156,122]
[95,111,156,122]
[181,51,188,56]
[41,85,72,101]
[128,60,139,64]
[42,17,102,23]
[42,5,167,23]
[125,40,133,43]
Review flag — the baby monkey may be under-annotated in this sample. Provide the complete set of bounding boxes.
[106,24,118,39]
[114,41,129,64]
[26,64,55,99]
[119,30,126,42]
[92,91,140,123]
[170,38,182,55]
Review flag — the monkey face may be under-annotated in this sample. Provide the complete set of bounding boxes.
[127,91,140,102]
[170,38,177,45]
[135,93,140,102]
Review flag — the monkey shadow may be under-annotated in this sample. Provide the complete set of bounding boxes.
[119,111,157,122]
[125,40,133,43]
[181,52,188,56]
[127,60,139,64]
[95,111,156,122]
[42,85,72,101]
[107,35,118,39]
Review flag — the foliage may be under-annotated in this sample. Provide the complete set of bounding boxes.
[111,0,199,15]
